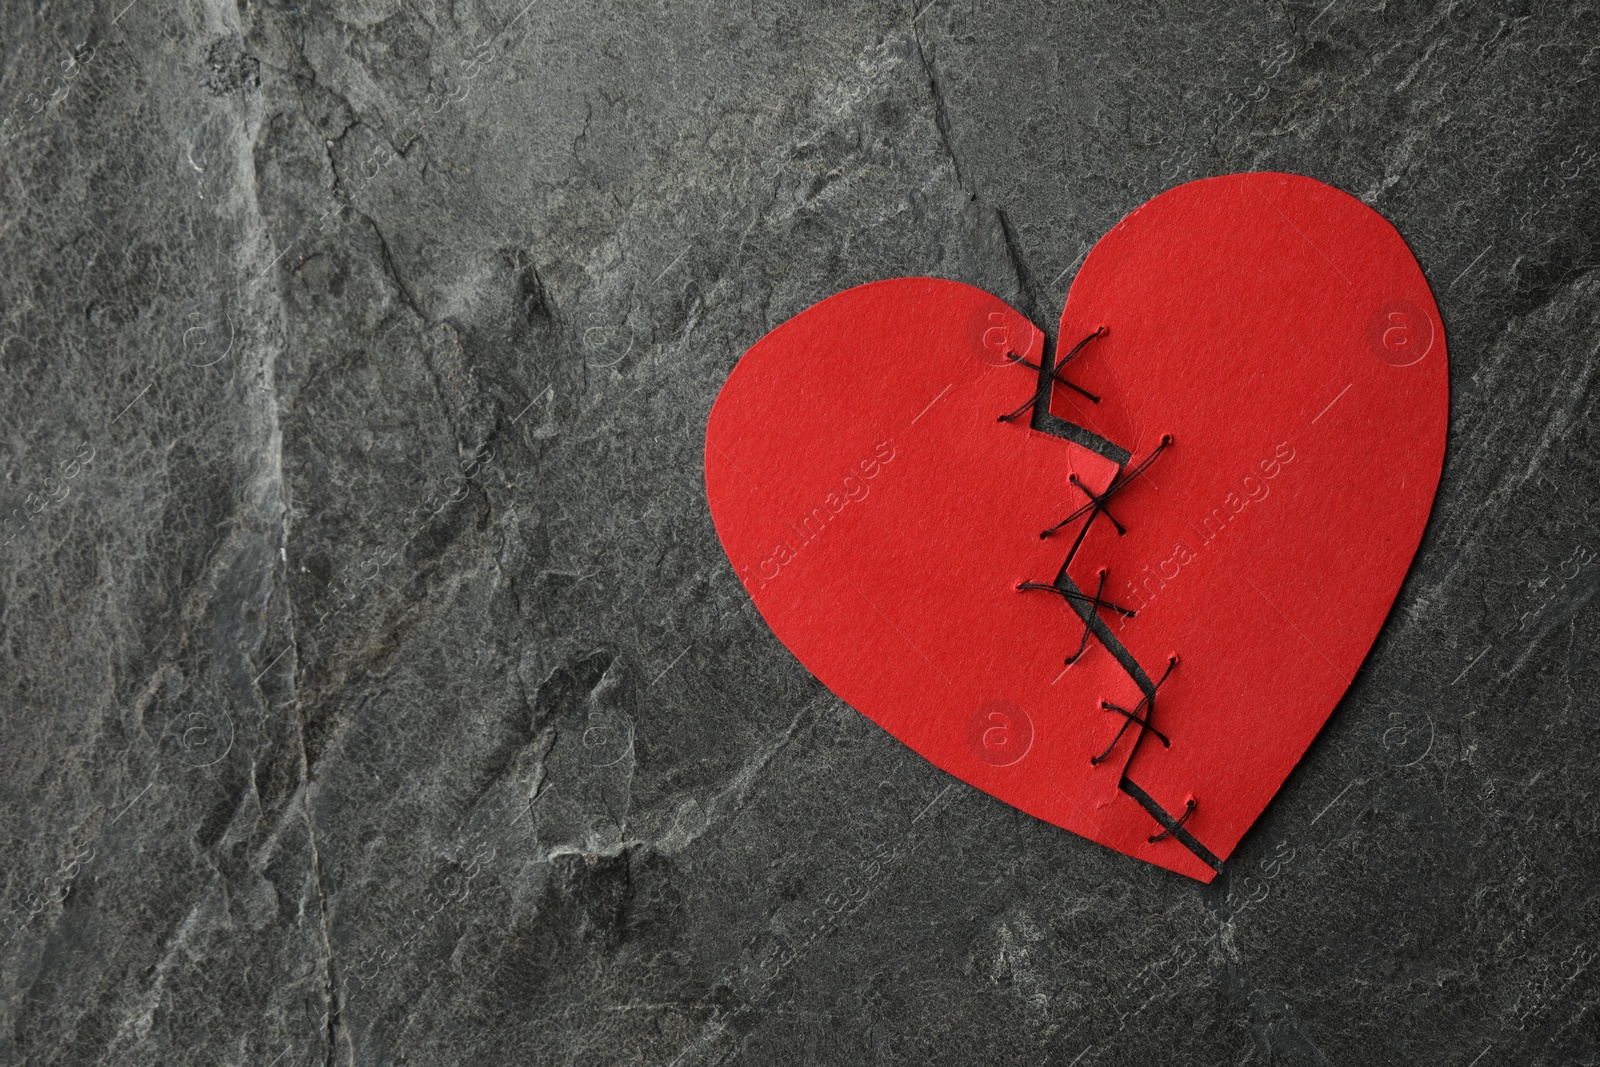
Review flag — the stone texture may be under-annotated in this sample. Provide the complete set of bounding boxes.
[2,0,1598,1064]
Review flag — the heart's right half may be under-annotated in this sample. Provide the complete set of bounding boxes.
[705,173,1448,880]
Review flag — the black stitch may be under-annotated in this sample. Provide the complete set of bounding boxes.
[1050,437,1172,581]
[1121,779,1222,870]
[997,326,1105,423]
[1089,655,1177,766]
[1002,353,1101,404]
[1147,798,1195,844]
[1047,569,1155,691]
[1023,326,1128,465]
[1016,579,1136,618]
[1100,701,1170,748]
[1061,568,1112,665]
[1068,473,1128,535]
[1043,434,1173,543]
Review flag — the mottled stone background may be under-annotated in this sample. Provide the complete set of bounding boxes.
[2,0,1598,1063]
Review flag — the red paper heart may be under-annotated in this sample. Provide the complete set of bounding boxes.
[704,173,1447,880]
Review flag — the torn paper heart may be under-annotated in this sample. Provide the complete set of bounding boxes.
[704,173,1448,881]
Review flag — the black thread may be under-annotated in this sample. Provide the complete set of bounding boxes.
[1048,436,1173,585]
[1016,579,1136,618]
[1121,779,1222,870]
[1042,434,1173,545]
[1021,327,1128,465]
[1047,568,1159,692]
[1089,655,1177,766]
[1002,354,1101,405]
[1066,474,1128,535]
[1147,798,1195,843]
[1100,701,1170,748]
[997,326,1105,423]
[1061,568,1112,665]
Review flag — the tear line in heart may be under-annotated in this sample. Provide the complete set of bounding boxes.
[1010,326,1223,872]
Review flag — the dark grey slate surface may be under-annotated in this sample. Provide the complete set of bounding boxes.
[3,1,1598,1063]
